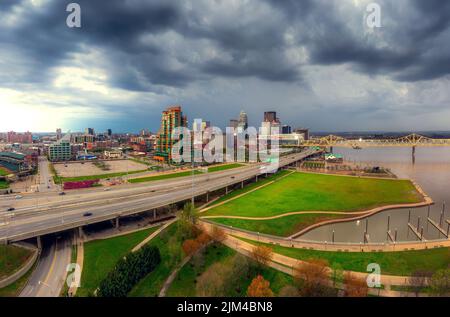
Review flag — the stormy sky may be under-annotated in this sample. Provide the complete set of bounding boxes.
[1,0,450,133]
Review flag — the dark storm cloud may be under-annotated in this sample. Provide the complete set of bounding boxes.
[1,0,450,112]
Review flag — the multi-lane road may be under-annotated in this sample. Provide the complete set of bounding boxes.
[0,150,319,243]
[20,234,72,297]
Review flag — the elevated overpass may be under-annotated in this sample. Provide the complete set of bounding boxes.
[0,149,321,243]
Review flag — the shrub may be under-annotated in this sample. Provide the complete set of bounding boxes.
[97,245,161,297]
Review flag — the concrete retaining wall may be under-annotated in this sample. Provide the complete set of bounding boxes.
[0,246,38,288]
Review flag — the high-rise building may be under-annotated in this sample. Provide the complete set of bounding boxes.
[107,129,112,137]
[294,128,310,140]
[264,111,277,123]
[154,105,187,162]
[56,128,62,140]
[48,134,72,162]
[282,125,292,134]
[238,111,248,131]
[85,128,95,135]
[229,119,238,129]
[7,131,33,144]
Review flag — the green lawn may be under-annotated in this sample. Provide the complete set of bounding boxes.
[77,226,160,297]
[204,170,291,208]
[0,180,9,189]
[0,168,9,176]
[0,245,33,280]
[129,223,185,297]
[210,213,354,237]
[206,163,244,173]
[166,243,293,297]
[239,237,450,276]
[0,262,35,297]
[203,172,422,218]
[55,169,148,183]
[128,163,244,184]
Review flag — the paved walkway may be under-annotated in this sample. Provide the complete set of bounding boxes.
[216,230,432,296]
[68,237,84,297]
[132,219,176,253]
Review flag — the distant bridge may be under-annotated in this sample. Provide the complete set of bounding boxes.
[301,134,450,148]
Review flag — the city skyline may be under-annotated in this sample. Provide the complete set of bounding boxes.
[1,1,450,132]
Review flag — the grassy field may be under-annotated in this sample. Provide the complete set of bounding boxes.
[0,168,9,176]
[129,223,185,297]
[77,226,160,297]
[210,213,355,237]
[54,169,148,183]
[204,170,291,208]
[0,245,33,280]
[0,180,9,189]
[203,172,422,218]
[129,163,244,184]
[166,243,293,297]
[0,262,35,297]
[239,237,450,276]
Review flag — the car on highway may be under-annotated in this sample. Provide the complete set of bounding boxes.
[104,188,111,191]
[15,195,23,200]
[59,192,66,196]
[83,212,93,217]
[7,207,15,212]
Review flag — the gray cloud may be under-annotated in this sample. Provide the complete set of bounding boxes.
[1,0,450,132]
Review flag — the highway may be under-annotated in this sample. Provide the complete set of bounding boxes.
[0,150,319,243]
[20,234,72,297]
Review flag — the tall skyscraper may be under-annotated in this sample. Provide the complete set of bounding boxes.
[282,125,292,134]
[56,128,62,140]
[155,105,187,162]
[107,129,112,137]
[238,111,248,131]
[264,111,277,123]
[85,128,95,135]
[229,119,238,129]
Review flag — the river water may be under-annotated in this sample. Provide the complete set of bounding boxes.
[299,147,450,243]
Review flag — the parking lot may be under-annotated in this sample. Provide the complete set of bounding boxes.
[54,160,148,177]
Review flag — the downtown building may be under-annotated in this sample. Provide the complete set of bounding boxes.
[154,105,187,162]
[7,131,33,144]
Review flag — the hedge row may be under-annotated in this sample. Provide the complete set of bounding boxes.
[97,245,161,297]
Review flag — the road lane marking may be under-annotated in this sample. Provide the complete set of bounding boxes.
[37,240,58,297]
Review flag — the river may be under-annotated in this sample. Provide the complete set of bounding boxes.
[299,147,450,243]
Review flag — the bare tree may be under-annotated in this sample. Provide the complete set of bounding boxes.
[250,245,273,269]
[344,273,368,297]
[210,226,226,243]
[294,259,335,297]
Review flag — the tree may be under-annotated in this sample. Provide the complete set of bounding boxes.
[294,259,335,297]
[210,226,226,243]
[344,273,368,297]
[278,285,300,297]
[250,245,273,268]
[196,262,229,297]
[182,239,201,257]
[227,254,251,294]
[409,270,432,297]
[246,275,274,297]
[196,232,212,246]
[181,202,199,224]
[429,268,450,297]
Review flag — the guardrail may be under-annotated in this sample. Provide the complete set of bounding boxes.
[201,219,450,253]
